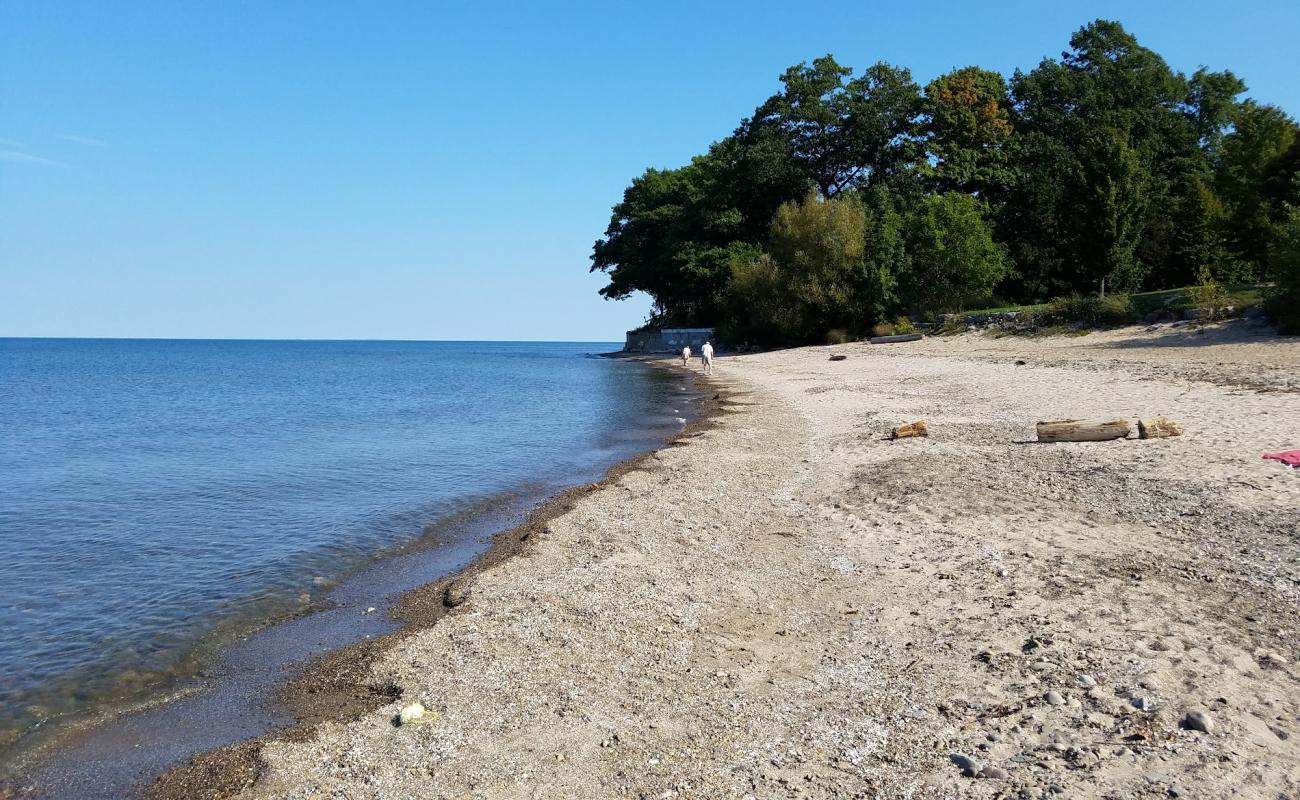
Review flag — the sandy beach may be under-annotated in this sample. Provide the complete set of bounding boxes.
[160,318,1298,800]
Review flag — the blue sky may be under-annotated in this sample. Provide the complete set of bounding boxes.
[3,1,1297,341]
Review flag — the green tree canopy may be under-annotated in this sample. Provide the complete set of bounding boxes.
[902,193,1009,312]
[743,56,922,197]
[922,67,1015,197]
[591,19,1295,342]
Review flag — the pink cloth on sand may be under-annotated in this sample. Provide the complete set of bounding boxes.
[1262,450,1300,467]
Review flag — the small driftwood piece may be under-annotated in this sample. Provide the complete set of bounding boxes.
[1137,416,1183,439]
[1036,418,1131,443]
[870,333,923,344]
[891,420,928,440]
[828,354,847,361]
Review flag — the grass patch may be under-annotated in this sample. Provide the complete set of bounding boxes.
[956,283,1264,319]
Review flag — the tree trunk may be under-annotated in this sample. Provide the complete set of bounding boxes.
[1036,418,1131,443]
[870,333,923,344]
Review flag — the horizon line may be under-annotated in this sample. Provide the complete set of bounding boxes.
[0,335,627,344]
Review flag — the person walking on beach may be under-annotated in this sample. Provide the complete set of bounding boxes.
[701,340,714,375]
[681,345,691,367]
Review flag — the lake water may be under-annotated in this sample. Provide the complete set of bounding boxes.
[0,338,690,773]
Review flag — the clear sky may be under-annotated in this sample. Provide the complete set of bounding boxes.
[3,1,1297,341]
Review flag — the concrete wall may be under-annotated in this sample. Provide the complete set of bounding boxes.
[623,327,715,353]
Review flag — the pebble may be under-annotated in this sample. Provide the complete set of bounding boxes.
[1132,696,1156,711]
[1044,690,1065,705]
[977,765,1008,779]
[950,752,982,777]
[397,702,434,725]
[1077,673,1097,688]
[1181,710,1215,733]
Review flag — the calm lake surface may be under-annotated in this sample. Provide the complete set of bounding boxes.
[0,339,690,761]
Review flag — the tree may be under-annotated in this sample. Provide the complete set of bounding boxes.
[1215,101,1300,266]
[922,67,1015,197]
[590,136,808,325]
[1265,200,1300,334]
[858,185,911,322]
[902,193,1009,312]
[728,193,868,343]
[743,56,922,197]
[591,26,1298,338]
[1004,20,1217,296]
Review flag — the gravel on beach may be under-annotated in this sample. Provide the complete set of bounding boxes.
[169,318,1300,799]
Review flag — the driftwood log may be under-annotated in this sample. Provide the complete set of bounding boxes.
[828,354,847,361]
[870,333,923,344]
[891,420,928,439]
[1138,416,1183,439]
[1036,418,1131,443]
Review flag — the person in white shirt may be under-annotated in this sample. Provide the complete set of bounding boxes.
[700,340,714,375]
[681,345,691,367]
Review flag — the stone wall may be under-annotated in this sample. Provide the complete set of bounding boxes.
[624,327,715,353]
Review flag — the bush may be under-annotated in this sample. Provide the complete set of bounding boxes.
[1044,294,1136,327]
[892,316,918,334]
[939,318,969,335]
[825,328,852,345]
[1187,276,1229,319]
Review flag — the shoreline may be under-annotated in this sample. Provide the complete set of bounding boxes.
[168,319,1296,799]
[0,482,552,770]
[2,355,711,800]
[150,357,726,800]
[12,321,1298,798]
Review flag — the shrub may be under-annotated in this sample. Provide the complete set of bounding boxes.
[939,318,969,335]
[892,316,918,334]
[870,322,895,337]
[1187,276,1229,319]
[825,328,852,345]
[1045,294,1136,327]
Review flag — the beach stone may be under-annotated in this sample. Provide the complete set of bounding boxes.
[1132,696,1156,711]
[1181,710,1215,733]
[1077,673,1097,688]
[1044,690,1065,706]
[950,752,982,777]
[1255,649,1289,667]
[444,581,471,608]
[977,765,1009,779]
[397,702,435,726]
